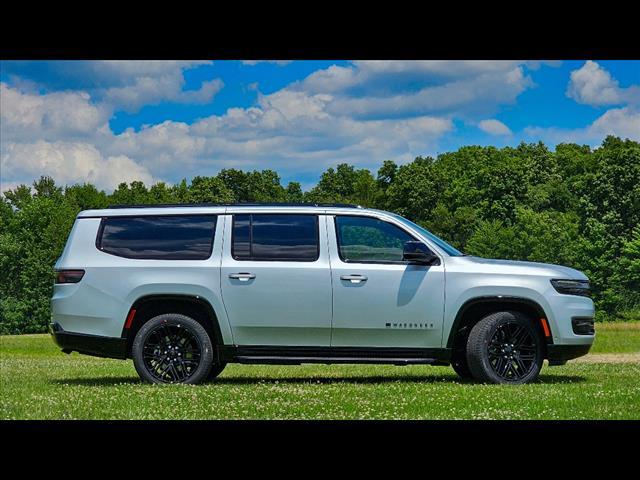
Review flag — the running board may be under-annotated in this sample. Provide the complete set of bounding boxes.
[219,345,452,366]
[235,356,443,366]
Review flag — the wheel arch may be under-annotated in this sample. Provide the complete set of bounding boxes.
[121,294,226,358]
[446,296,552,351]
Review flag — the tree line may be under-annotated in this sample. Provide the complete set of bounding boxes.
[1,136,638,334]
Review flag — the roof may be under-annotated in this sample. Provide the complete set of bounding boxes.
[77,202,372,218]
[107,202,362,209]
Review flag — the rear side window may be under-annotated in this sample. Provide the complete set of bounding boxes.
[335,215,415,263]
[232,214,319,261]
[97,215,217,260]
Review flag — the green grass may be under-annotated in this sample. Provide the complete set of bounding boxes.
[1,323,639,420]
[590,321,640,353]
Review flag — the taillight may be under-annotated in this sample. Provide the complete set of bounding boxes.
[55,269,85,284]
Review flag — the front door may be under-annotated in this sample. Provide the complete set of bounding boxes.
[220,213,332,346]
[328,214,445,348]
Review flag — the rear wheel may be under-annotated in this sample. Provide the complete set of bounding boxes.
[466,311,544,384]
[132,313,214,384]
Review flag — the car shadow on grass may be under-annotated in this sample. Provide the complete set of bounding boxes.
[51,373,587,386]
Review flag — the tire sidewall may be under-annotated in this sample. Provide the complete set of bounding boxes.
[467,311,544,384]
[132,313,214,384]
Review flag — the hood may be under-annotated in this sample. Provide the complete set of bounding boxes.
[458,256,589,280]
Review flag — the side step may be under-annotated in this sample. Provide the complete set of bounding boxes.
[235,356,440,366]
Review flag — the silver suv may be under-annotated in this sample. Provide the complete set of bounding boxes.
[51,203,595,384]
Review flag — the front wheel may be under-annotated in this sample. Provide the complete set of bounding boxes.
[132,313,214,384]
[466,311,544,384]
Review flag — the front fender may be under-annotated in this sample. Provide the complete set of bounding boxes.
[443,282,553,347]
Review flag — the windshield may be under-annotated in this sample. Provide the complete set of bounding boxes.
[389,213,465,257]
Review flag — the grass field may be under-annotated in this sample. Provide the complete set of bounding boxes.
[1,322,639,420]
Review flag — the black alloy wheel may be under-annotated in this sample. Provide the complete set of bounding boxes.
[132,313,214,384]
[486,321,538,381]
[466,311,544,384]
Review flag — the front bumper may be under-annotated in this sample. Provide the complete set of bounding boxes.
[546,344,592,366]
[50,322,127,359]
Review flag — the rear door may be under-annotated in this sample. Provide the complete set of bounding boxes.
[328,214,445,348]
[220,212,332,346]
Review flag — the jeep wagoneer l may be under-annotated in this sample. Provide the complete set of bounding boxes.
[51,203,595,384]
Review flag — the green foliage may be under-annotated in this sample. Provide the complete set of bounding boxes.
[0,183,78,334]
[1,136,639,334]
[187,176,235,203]
[466,207,581,265]
[307,163,380,207]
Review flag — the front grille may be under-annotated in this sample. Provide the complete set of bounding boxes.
[572,317,595,335]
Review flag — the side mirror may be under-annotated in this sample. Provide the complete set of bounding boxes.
[403,241,438,265]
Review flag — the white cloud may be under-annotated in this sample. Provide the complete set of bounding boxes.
[478,119,512,136]
[566,60,640,106]
[3,61,222,114]
[101,70,223,113]
[524,107,640,145]
[293,61,534,119]
[1,141,154,191]
[588,107,640,139]
[106,104,453,179]
[0,83,110,142]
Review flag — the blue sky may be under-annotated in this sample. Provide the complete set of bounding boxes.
[1,60,638,191]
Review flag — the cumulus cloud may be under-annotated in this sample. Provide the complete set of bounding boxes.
[588,106,640,138]
[0,83,110,142]
[566,60,640,106]
[293,61,535,119]
[1,141,154,191]
[1,61,222,114]
[94,61,223,112]
[478,119,512,136]
[105,103,453,179]
[524,107,640,145]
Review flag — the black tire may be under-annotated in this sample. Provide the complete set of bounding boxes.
[466,311,544,384]
[206,361,227,381]
[132,313,214,384]
[451,353,473,380]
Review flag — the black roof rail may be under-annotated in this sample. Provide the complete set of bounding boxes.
[106,202,363,209]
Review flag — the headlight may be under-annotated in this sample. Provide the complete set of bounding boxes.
[551,279,591,297]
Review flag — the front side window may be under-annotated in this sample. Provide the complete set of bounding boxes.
[335,215,415,263]
[232,214,319,261]
[98,215,217,260]
[389,213,464,256]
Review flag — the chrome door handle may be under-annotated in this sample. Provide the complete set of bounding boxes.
[229,272,256,281]
[340,274,368,284]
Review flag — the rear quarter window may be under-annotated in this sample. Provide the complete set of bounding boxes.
[97,215,217,260]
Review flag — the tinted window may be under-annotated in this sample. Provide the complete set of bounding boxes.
[335,216,415,263]
[98,215,216,260]
[232,214,319,261]
[390,213,464,256]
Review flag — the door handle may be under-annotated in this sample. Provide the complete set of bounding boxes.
[340,274,368,284]
[229,272,256,281]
